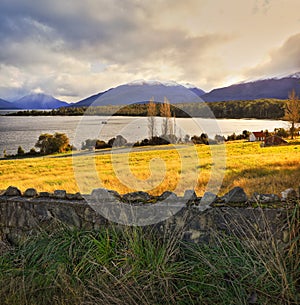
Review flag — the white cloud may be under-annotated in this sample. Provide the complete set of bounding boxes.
[243,33,300,79]
[0,0,300,101]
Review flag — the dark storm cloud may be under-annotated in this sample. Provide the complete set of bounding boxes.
[0,0,141,53]
[0,0,230,94]
[0,0,228,63]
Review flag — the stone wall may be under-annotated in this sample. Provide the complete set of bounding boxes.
[0,186,297,248]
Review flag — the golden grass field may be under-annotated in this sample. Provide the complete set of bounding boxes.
[0,139,300,197]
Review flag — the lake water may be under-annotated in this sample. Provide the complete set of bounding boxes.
[0,115,290,155]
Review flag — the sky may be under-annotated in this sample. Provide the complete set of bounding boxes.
[0,0,300,102]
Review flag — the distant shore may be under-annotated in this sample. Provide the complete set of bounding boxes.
[2,98,287,120]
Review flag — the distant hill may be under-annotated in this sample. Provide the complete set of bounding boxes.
[202,72,300,102]
[71,80,205,107]
[11,93,69,109]
[0,98,19,109]
[73,89,112,107]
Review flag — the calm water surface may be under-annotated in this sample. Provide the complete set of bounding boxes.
[0,115,290,155]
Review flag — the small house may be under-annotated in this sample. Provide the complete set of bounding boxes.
[264,135,288,147]
[249,132,266,142]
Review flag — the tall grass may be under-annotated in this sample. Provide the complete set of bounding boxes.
[183,203,300,304]
[0,203,299,304]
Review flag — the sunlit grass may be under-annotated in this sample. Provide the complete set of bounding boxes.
[0,138,299,196]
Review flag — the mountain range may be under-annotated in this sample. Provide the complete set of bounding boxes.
[0,98,18,110]
[201,72,300,101]
[0,72,299,110]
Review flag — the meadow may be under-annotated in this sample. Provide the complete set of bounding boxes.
[0,139,300,197]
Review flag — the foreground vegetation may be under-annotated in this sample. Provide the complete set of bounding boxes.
[0,202,299,304]
[0,139,300,196]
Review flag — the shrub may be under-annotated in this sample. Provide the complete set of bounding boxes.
[17,146,25,156]
[95,140,109,149]
[275,128,289,138]
[35,133,70,155]
[108,135,127,147]
[191,133,209,145]
[135,136,171,146]
[81,139,97,150]
[29,148,37,155]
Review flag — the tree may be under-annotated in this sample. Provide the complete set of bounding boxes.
[35,133,52,154]
[184,134,190,143]
[113,135,127,147]
[160,97,171,137]
[81,139,97,150]
[51,133,70,153]
[191,133,209,145]
[274,128,288,138]
[17,146,25,156]
[35,132,70,155]
[147,98,157,139]
[29,148,37,155]
[107,135,127,147]
[108,137,116,147]
[242,130,250,139]
[285,89,300,139]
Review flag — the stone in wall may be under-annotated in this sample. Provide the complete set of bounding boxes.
[3,186,22,196]
[157,191,178,202]
[222,187,248,204]
[251,193,281,204]
[122,191,151,203]
[281,188,298,201]
[24,188,38,197]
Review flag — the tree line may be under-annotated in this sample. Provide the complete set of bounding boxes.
[4,98,288,120]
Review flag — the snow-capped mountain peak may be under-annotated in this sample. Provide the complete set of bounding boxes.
[73,79,206,106]
[202,71,300,102]
[11,93,69,109]
[128,79,182,87]
[181,83,197,89]
[267,71,300,80]
[284,71,300,79]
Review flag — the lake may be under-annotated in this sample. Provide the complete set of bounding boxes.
[0,115,290,155]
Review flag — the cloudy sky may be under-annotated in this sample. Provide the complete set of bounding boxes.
[0,0,300,102]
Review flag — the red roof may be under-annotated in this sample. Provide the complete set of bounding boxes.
[252,132,265,138]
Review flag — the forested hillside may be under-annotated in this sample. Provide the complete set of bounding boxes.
[6,99,286,120]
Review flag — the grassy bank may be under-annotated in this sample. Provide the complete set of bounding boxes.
[0,202,299,305]
[1,139,300,196]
